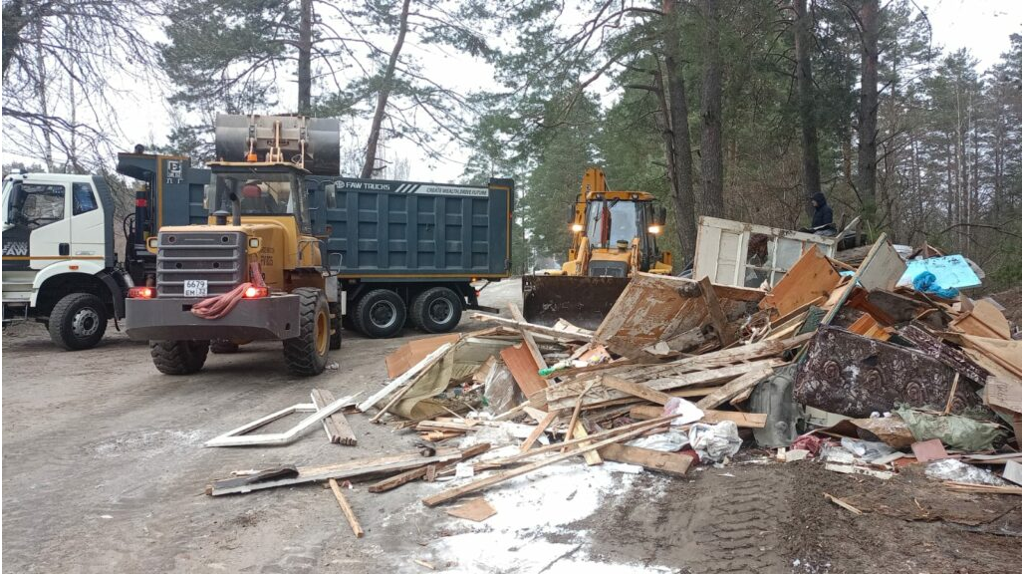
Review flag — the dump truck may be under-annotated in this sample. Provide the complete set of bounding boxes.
[305,175,514,338]
[124,114,343,376]
[1,154,209,349]
[522,168,671,328]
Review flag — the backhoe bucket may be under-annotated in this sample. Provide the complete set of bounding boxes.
[522,275,630,330]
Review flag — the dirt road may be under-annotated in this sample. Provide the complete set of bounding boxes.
[3,278,1020,573]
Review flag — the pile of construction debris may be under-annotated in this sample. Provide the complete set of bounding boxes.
[201,232,1022,536]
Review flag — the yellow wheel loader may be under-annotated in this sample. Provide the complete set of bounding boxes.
[125,114,343,376]
[523,168,672,328]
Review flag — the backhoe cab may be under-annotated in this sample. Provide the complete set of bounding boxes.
[125,114,343,376]
[523,168,672,328]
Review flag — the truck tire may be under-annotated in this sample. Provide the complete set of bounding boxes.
[48,292,108,350]
[283,288,331,376]
[410,287,463,333]
[352,289,406,338]
[151,340,209,375]
[329,302,342,350]
[210,340,239,354]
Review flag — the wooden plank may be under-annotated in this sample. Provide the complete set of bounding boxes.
[823,492,863,515]
[629,405,767,428]
[422,416,677,507]
[546,360,783,411]
[944,482,1023,495]
[760,247,841,317]
[328,479,364,538]
[358,343,453,412]
[696,365,775,409]
[509,303,548,369]
[822,234,896,326]
[699,276,735,346]
[597,443,692,476]
[602,375,672,406]
[519,411,558,452]
[960,336,1022,378]
[210,448,463,496]
[367,443,491,493]
[312,389,357,446]
[501,343,549,397]
[471,313,594,341]
[570,421,602,466]
[856,238,906,292]
[620,332,812,382]
[562,382,601,465]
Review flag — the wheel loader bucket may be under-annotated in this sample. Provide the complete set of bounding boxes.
[214,114,341,175]
[521,275,630,330]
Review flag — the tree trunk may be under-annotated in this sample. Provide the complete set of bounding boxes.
[856,0,879,230]
[793,0,821,218]
[297,0,312,115]
[361,0,411,179]
[698,0,724,220]
[661,0,698,261]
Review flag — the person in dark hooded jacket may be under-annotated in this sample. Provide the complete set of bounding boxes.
[809,192,835,235]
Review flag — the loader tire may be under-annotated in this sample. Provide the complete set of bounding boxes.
[48,292,108,350]
[351,289,406,339]
[210,340,239,354]
[151,340,209,375]
[283,288,330,376]
[329,302,343,350]
[410,287,462,333]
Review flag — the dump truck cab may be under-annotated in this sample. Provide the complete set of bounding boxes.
[125,114,342,377]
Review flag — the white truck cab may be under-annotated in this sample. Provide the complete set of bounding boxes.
[2,171,132,349]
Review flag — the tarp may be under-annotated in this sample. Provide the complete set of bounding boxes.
[896,255,981,289]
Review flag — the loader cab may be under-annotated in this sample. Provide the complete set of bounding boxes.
[206,164,311,234]
[580,192,667,272]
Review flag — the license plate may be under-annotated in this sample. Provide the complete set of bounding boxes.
[184,279,208,297]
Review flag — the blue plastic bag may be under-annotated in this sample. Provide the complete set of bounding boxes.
[912,271,959,299]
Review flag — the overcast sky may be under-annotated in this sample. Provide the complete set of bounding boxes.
[2,0,1021,182]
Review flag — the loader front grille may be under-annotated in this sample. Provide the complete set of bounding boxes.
[156,230,246,297]
[587,261,629,277]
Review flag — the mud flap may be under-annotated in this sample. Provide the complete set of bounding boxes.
[522,275,630,329]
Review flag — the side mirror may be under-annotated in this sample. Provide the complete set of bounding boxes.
[567,203,577,224]
[657,207,667,226]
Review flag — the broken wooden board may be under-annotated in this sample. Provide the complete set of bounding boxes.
[794,327,982,418]
[592,272,750,359]
[847,313,891,341]
[629,405,767,428]
[500,342,548,397]
[950,299,1012,340]
[509,303,548,369]
[984,377,1022,414]
[519,411,558,452]
[366,443,490,493]
[822,234,902,326]
[699,276,736,346]
[386,334,463,378]
[597,444,692,477]
[760,246,841,318]
[210,448,463,496]
[568,420,602,466]
[958,335,1021,378]
[445,498,497,522]
[470,313,594,341]
[543,360,783,411]
[696,364,776,409]
[328,478,364,538]
[312,389,357,446]
[601,375,673,406]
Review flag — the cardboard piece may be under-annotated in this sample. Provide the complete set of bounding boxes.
[386,334,462,378]
[445,498,497,522]
[911,438,948,462]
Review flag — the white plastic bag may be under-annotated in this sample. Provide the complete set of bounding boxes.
[688,421,742,463]
[663,397,704,426]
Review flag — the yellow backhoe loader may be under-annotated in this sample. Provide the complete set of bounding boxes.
[522,168,672,328]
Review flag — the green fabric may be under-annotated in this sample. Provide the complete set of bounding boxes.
[895,407,1005,452]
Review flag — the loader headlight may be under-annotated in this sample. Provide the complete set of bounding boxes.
[648,225,662,235]
[571,224,584,233]
[248,237,261,249]
[146,236,159,252]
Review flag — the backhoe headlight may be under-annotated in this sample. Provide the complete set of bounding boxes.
[571,224,584,232]
[648,225,661,235]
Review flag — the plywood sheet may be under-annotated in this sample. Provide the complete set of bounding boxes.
[760,246,841,317]
[500,343,547,397]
